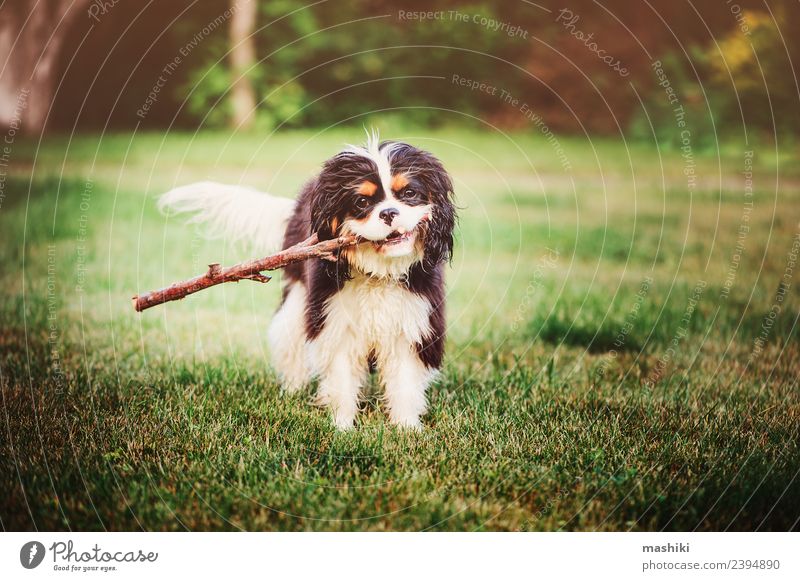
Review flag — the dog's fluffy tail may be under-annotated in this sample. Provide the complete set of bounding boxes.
[158,181,295,253]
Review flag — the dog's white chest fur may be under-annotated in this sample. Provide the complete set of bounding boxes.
[320,274,431,350]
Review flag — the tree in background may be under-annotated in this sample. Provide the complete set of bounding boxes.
[229,0,257,129]
[0,0,90,135]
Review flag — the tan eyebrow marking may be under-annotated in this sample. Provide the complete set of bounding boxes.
[357,181,378,197]
[391,173,409,192]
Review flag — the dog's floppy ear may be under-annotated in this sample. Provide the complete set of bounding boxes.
[308,161,352,280]
[309,156,345,242]
[310,195,338,241]
[419,152,456,267]
[310,151,369,241]
[308,179,328,238]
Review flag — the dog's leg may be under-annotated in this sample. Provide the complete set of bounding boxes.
[379,340,436,429]
[310,333,366,428]
[268,283,309,393]
[314,349,366,430]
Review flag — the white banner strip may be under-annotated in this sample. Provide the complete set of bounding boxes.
[1,532,797,580]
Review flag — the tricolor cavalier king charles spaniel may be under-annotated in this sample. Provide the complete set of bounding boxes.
[160,133,455,429]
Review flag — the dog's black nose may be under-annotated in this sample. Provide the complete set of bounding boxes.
[379,207,399,225]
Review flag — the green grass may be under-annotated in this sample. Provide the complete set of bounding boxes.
[1,127,799,531]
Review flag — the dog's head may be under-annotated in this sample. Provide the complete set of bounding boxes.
[310,134,455,277]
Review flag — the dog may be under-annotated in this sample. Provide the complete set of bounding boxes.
[159,132,455,429]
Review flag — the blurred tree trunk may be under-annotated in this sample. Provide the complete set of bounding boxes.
[0,0,90,135]
[229,0,257,129]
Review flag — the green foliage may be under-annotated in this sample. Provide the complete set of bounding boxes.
[183,0,543,129]
[631,7,800,145]
[181,2,797,139]
[703,9,800,139]
[184,59,235,127]
[48,0,799,138]
[627,51,720,150]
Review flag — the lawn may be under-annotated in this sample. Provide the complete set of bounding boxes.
[1,127,798,531]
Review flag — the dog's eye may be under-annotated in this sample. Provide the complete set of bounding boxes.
[398,188,416,199]
[354,196,370,210]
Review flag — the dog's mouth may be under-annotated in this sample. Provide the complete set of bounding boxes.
[372,226,416,249]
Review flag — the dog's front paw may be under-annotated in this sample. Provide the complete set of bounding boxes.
[332,409,356,430]
[389,413,423,430]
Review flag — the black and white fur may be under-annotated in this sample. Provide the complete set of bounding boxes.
[160,132,455,429]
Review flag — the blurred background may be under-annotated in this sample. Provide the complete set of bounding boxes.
[1,1,799,531]
[2,0,799,144]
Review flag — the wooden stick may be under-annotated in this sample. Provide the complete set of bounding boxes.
[132,233,360,312]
